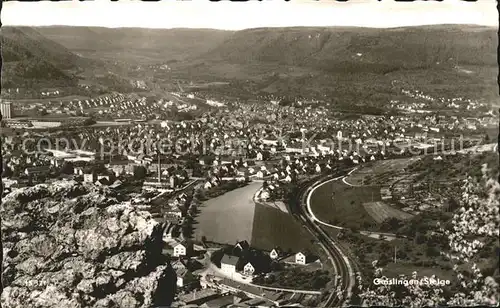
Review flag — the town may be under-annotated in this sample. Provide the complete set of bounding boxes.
[0,8,498,307]
[0,74,497,307]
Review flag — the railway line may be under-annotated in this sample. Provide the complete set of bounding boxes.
[289,171,355,307]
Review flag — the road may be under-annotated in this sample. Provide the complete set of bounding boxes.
[291,171,355,307]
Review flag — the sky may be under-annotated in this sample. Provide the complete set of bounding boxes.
[2,0,498,30]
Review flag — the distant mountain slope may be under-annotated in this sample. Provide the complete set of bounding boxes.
[176,25,497,101]
[35,26,233,63]
[2,27,80,69]
[201,25,497,72]
[1,27,80,88]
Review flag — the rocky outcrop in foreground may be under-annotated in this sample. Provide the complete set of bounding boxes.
[0,180,175,308]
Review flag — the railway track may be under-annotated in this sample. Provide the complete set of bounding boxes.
[290,171,355,307]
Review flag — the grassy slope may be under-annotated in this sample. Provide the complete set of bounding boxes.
[251,202,316,253]
[310,180,381,230]
[35,26,233,64]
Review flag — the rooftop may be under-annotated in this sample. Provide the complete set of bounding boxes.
[221,254,240,266]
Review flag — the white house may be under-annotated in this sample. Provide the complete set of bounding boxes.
[173,243,186,257]
[83,173,96,183]
[295,252,314,265]
[173,242,191,257]
[243,262,255,276]
[176,269,187,287]
[234,240,250,252]
[295,252,307,265]
[175,268,197,288]
[259,189,270,200]
[256,152,264,161]
[204,181,212,190]
[221,254,239,275]
[167,208,183,218]
[270,248,283,260]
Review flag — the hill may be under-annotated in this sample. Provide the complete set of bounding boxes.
[1,27,82,88]
[1,26,145,93]
[35,26,233,64]
[202,25,497,71]
[177,24,497,102]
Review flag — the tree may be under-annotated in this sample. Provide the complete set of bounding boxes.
[2,166,13,178]
[357,165,500,307]
[133,165,147,180]
[83,117,96,126]
[37,108,48,116]
[60,161,74,175]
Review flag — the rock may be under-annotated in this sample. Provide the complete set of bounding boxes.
[1,181,176,308]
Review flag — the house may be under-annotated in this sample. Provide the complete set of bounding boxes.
[97,175,111,182]
[256,152,263,161]
[221,254,239,275]
[380,188,392,201]
[259,189,270,201]
[173,241,193,258]
[74,167,84,176]
[243,262,255,276]
[169,175,177,188]
[204,181,212,190]
[107,161,135,177]
[163,223,181,241]
[166,207,183,218]
[269,248,283,260]
[176,268,199,289]
[83,172,96,183]
[295,251,316,265]
[175,268,187,287]
[171,259,186,271]
[234,240,250,254]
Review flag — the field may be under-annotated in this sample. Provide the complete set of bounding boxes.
[193,182,261,245]
[345,158,418,186]
[363,201,414,223]
[251,203,316,253]
[309,179,381,230]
